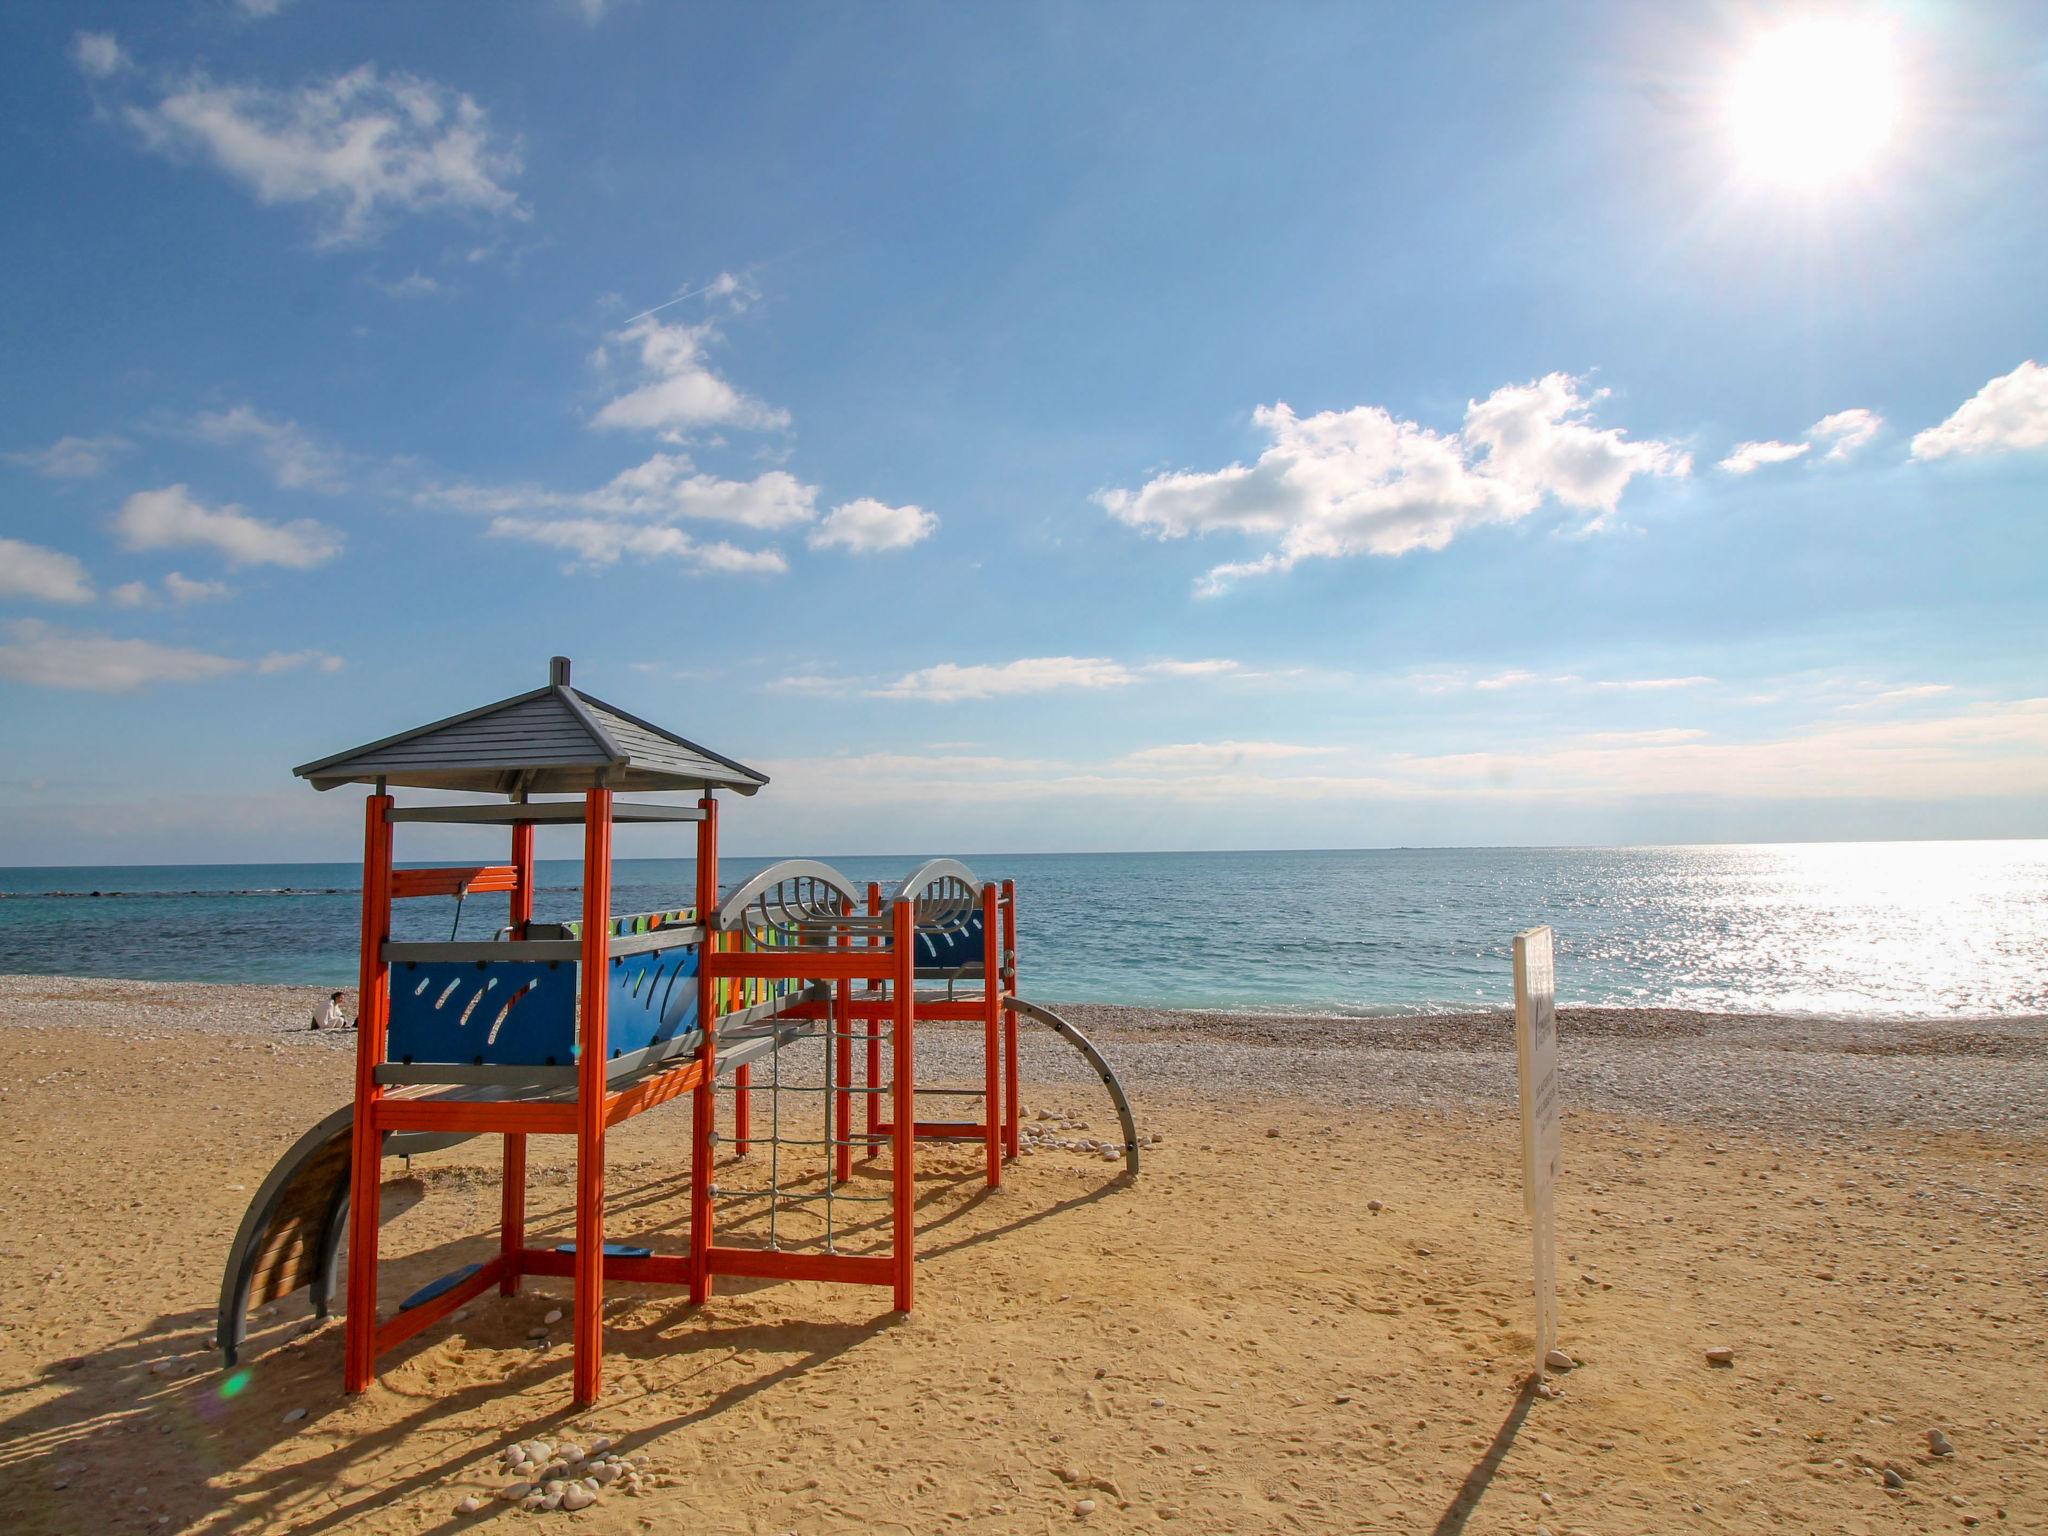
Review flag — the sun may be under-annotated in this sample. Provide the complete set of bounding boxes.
[1727,16,1901,188]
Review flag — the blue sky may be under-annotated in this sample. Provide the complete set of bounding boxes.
[2,0,2045,865]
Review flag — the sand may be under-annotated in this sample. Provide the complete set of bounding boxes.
[2,974,2045,1535]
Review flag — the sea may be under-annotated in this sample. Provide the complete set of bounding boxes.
[2,843,2044,1019]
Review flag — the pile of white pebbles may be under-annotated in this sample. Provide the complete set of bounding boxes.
[1015,1102,1160,1162]
[452,1435,645,1516]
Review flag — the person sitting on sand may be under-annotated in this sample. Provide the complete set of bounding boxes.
[311,991,350,1031]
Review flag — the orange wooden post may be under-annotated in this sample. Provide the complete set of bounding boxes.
[1001,878,1020,1160]
[864,881,882,1161]
[502,815,535,1296]
[981,882,1002,1189]
[834,896,853,1186]
[572,787,613,1405]
[689,795,718,1304]
[343,791,394,1394]
[891,898,917,1312]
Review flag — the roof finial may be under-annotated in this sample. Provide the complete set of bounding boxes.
[550,656,571,688]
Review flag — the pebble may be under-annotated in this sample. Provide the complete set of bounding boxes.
[1366,1199,1383,1213]
[1544,1349,1576,1372]
[1704,1347,1735,1366]
[1265,1128,1280,1138]
[545,1308,564,1325]
[1074,1498,1097,1516]
[1883,1468,1906,1490]
[1150,1397,1166,1408]
[281,1408,308,1424]
[561,1484,596,1511]
[1926,1428,1955,1457]
[592,1463,622,1485]
[453,1496,484,1515]
[588,1436,613,1454]
[500,1482,533,1503]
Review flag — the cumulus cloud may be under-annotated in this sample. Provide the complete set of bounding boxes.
[5,433,130,478]
[0,621,243,692]
[427,454,816,531]
[115,484,342,568]
[1809,408,1882,459]
[487,517,788,575]
[1098,373,1687,593]
[1718,438,1809,474]
[1413,668,1713,694]
[0,540,95,604]
[257,649,345,674]
[115,63,522,246]
[874,656,1142,702]
[806,498,937,553]
[868,655,1254,703]
[1911,361,2048,460]
[71,31,129,79]
[1721,407,1883,473]
[192,404,344,490]
[1115,740,1341,770]
[108,570,234,608]
[591,313,788,438]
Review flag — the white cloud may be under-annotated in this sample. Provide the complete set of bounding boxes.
[257,649,344,674]
[192,404,344,490]
[591,314,788,438]
[1911,361,2048,460]
[1809,408,1882,459]
[370,270,440,299]
[107,570,235,608]
[486,516,787,575]
[0,540,95,604]
[1719,438,1809,474]
[118,63,522,246]
[1116,740,1341,770]
[1098,373,1687,592]
[1722,407,1884,473]
[1413,668,1711,694]
[429,454,816,531]
[873,656,1141,702]
[0,621,242,692]
[115,484,342,568]
[235,0,295,17]
[71,32,129,79]
[5,434,130,478]
[1140,658,1241,678]
[807,498,938,553]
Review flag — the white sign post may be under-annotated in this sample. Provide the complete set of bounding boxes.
[1514,925,1561,1379]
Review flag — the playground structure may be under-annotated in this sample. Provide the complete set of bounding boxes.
[218,658,1138,1406]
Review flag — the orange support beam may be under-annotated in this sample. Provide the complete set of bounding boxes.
[572,786,612,1405]
[603,1056,705,1125]
[374,1096,577,1134]
[389,864,519,900]
[892,898,916,1313]
[981,881,1002,1189]
[1002,879,1020,1160]
[510,820,535,938]
[689,796,718,1305]
[707,1246,895,1286]
[499,1133,526,1297]
[343,793,394,1394]
[865,882,882,1162]
[375,1255,510,1356]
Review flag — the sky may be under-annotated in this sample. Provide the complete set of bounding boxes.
[2,0,2046,865]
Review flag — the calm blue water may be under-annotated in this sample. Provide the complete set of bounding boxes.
[2,844,2044,1018]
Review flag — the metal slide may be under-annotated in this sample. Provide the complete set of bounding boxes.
[1003,996,1142,1177]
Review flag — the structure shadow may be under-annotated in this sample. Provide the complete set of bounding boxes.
[1427,1378,1539,1536]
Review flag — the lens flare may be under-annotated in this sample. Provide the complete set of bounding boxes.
[1728,17,1900,188]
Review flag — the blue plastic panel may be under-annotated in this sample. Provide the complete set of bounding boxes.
[914,910,987,971]
[388,959,579,1067]
[603,945,699,1060]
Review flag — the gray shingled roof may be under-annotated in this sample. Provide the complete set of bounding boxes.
[293,658,768,796]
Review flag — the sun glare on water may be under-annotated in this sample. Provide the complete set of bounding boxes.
[1727,16,1901,188]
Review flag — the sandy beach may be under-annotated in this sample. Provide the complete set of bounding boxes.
[3,973,2045,1535]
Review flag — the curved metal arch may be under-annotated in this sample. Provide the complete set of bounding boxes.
[896,857,984,903]
[1003,995,1142,1178]
[715,859,864,931]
